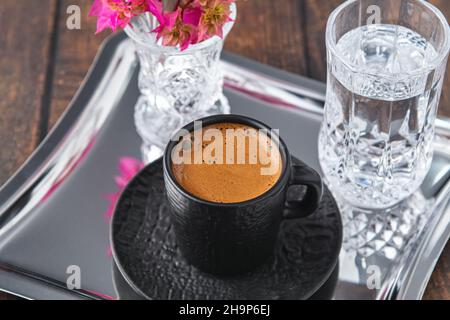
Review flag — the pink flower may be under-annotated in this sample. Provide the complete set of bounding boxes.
[196,0,234,41]
[183,6,203,26]
[89,0,150,33]
[90,0,235,50]
[105,157,144,220]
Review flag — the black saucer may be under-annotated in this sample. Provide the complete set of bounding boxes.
[111,157,342,300]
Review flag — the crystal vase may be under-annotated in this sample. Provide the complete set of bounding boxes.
[124,5,236,163]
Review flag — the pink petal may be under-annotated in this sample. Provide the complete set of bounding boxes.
[90,0,153,33]
[165,9,182,28]
[89,0,104,16]
[183,7,202,26]
[105,193,120,219]
[147,0,164,23]
[96,16,112,34]
[118,157,144,178]
[107,246,113,258]
[215,24,224,38]
[115,176,129,189]
[179,39,191,51]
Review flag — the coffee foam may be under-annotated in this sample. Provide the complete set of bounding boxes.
[171,123,282,203]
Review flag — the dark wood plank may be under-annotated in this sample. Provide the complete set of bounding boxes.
[0,292,18,300]
[423,242,450,300]
[225,0,307,75]
[0,0,57,185]
[303,0,342,82]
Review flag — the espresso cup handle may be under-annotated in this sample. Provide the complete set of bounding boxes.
[283,163,323,219]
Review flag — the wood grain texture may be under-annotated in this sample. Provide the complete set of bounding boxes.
[0,0,57,185]
[225,0,307,75]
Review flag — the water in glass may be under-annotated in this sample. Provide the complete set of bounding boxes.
[319,24,444,208]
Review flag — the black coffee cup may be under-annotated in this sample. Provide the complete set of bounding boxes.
[163,115,323,276]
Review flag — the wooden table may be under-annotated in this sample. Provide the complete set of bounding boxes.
[0,0,449,300]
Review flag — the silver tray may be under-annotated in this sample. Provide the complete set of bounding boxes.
[0,32,449,300]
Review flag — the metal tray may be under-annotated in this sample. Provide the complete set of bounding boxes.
[0,32,449,300]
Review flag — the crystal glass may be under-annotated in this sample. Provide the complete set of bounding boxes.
[124,5,236,163]
[319,0,450,209]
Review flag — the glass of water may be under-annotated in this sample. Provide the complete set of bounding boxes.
[319,0,450,209]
